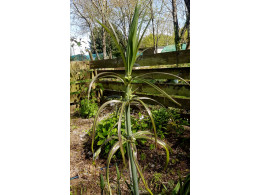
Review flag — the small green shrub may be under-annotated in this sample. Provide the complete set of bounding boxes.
[93,112,140,157]
[133,108,171,139]
[92,107,190,157]
[79,98,98,118]
[169,109,190,135]
[151,108,171,139]
[149,107,190,137]
[94,113,120,154]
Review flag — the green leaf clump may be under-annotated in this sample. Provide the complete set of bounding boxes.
[79,98,98,118]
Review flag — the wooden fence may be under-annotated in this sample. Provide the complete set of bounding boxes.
[70,50,190,110]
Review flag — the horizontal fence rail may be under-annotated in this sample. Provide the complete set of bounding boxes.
[97,67,190,80]
[99,81,190,97]
[103,90,190,109]
[89,50,190,69]
[70,50,190,109]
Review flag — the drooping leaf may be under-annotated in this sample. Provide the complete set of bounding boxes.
[134,97,176,123]
[132,130,153,137]
[131,143,153,195]
[134,97,165,108]
[91,100,122,153]
[133,134,171,169]
[134,78,181,106]
[134,72,190,85]
[117,102,126,166]
[88,72,125,101]
[106,141,126,195]
[93,136,118,161]
[135,47,149,61]
[106,121,119,137]
[131,99,158,148]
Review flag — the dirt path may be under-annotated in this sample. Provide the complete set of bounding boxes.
[70,115,101,194]
[70,110,122,194]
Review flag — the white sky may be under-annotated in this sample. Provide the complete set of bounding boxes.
[70,36,89,56]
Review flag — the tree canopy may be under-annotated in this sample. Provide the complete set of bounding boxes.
[71,0,190,59]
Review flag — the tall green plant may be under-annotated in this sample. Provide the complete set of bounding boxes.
[89,5,190,195]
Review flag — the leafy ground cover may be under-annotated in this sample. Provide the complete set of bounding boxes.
[70,105,189,194]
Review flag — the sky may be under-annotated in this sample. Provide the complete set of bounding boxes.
[70,35,90,56]
[70,6,90,56]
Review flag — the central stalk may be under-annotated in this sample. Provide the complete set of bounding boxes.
[125,83,139,194]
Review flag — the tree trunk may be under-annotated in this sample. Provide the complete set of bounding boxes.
[156,25,159,53]
[171,0,180,51]
[150,0,156,54]
[179,10,190,47]
[87,49,94,61]
[186,24,190,49]
[109,47,112,59]
[90,30,100,60]
[102,24,107,59]
[184,0,190,50]
[101,0,107,59]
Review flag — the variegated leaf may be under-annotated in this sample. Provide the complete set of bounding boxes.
[131,99,158,148]
[91,100,122,153]
[134,135,171,169]
[106,141,126,195]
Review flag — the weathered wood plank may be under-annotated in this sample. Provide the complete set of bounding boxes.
[70,52,190,108]
[90,50,190,69]
[99,81,190,97]
[97,67,190,80]
[70,61,89,71]
[103,90,190,109]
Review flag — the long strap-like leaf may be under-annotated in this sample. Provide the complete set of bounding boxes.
[134,78,181,106]
[134,72,190,86]
[134,97,177,125]
[88,72,125,101]
[91,100,122,153]
[106,141,126,195]
[132,130,153,137]
[133,135,171,169]
[93,136,118,162]
[131,99,158,149]
[96,20,127,69]
[126,5,140,75]
[118,102,126,167]
[131,143,153,195]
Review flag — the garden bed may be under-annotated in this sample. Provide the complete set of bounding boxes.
[70,106,190,194]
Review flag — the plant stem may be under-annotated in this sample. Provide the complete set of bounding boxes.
[125,84,139,195]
